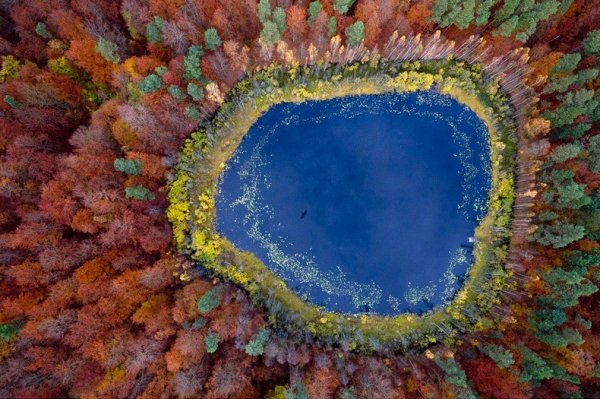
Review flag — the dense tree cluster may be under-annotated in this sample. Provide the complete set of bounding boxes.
[0,0,598,398]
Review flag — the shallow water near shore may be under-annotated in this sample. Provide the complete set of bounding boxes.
[217,91,491,315]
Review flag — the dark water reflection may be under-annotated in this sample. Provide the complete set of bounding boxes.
[217,92,490,314]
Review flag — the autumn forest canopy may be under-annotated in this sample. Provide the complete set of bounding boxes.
[0,0,599,398]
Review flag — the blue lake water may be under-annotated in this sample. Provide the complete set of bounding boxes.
[217,92,491,315]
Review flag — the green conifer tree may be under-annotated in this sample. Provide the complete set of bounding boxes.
[204,28,222,51]
[345,21,365,47]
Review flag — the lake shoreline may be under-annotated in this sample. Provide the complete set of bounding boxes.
[168,58,519,352]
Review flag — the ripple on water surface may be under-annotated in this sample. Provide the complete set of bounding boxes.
[217,92,491,315]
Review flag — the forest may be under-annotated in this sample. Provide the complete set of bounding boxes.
[0,0,599,398]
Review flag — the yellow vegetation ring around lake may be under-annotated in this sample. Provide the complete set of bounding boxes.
[167,59,520,353]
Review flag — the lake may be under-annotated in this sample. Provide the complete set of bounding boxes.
[216,92,491,315]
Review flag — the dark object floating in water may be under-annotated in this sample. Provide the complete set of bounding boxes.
[300,209,308,219]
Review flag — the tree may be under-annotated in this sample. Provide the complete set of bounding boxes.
[286,5,307,44]
[345,21,365,47]
[261,21,281,46]
[431,0,449,24]
[327,17,337,37]
[306,367,340,399]
[554,123,591,140]
[4,95,21,109]
[273,7,287,35]
[544,74,578,93]
[0,320,23,341]
[206,353,253,399]
[184,45,205,81]
[204,332,219,354]
[162,21,190,54]
[464,357,528,399]
[587,135,600,173]
[0,55,20,83]
[284,383,309,399]
[308,2,322,26]
[552,53,581,73]
[514,0,560,42]
[454,0,476,29]
[575,68,599,85]
[544,89,599,128]
[494,0,519,25]
[139,74,163,93]
[543,169,590,210]
[524,117,551,138]
[204,28,222,51]
[146,16,165,44]
[244,328,269,356]
[475,0,495,25]
[493,15,519,37]
[583,30,600,56]
[535,327,584,348]
[258,0,272,24]
[167,85,185,100]
[434,356,477,399]
[125,185,155,201]
[532,221,586,248]
[434,356,471,390]
[187,83,204,101]
[35,22,52,39]
[197,286,222,314]
[516,344,580,384]
[537,265,598,309]
[517,345,555,383]
[333,0,357,14]
[479,344,514,368]
[549,143,581,164]
[95,38,121,64]
[337,387,356,399]
[114,158,142,175]
[185,106,201,120]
